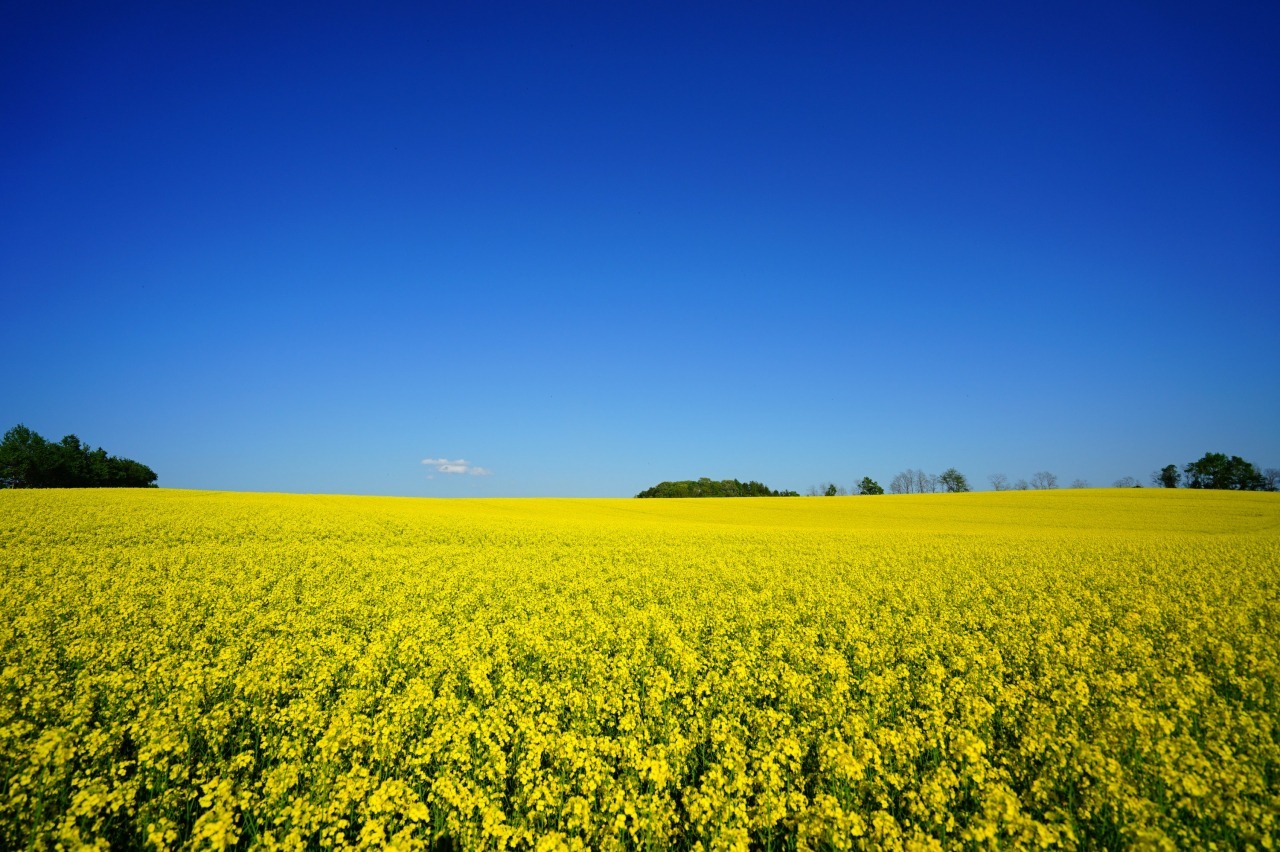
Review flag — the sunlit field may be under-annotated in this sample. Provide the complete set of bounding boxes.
[3,488,1278,850]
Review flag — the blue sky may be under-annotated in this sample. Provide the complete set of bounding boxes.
[3,1,1278,496]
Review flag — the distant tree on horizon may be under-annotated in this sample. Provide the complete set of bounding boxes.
[891,468,933,494]
[988,473,1009,491]
[915,470,940,493]
[1183,453,1271,491]
[856,476,884,495]
[1153,464,1181,488]
[1030,471,1058,490]
[938,468,970,493]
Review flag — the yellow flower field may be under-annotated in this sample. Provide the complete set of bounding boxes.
[2,488,1278,850]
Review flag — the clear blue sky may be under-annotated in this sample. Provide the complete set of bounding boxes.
[4,2,1278,496]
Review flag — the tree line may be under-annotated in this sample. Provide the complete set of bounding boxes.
[811,469,969,496]
[653,454,1278,499]
[1149,452,1278,491]
[987,471,1064,491]
[0,424,158,488]
[809,452,1277,498]
[636,478,799,498]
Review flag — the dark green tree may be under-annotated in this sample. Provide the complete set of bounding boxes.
[1153,464,1181,488]
[938,468,970,493]
[50,435,90,487]
[1183,452,1269,491]
[856,477,884,495]
[824,483,838,497]
[0,424,46,488]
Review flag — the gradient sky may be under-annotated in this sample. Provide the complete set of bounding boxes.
[4,2,1278,496]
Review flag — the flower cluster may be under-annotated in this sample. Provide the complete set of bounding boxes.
[1,488,1277,849]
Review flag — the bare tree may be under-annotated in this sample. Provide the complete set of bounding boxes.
[912,469,934,494]
[1265,468,1280,491]
[890,471,913,494]
[1030,471,1058,490]
[988,473,1009,491]
[1013,478,1029,490]
[1070,479,1089,489]
[1113,476,1140,488]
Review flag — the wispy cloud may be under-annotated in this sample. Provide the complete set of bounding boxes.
[422,458,492,476]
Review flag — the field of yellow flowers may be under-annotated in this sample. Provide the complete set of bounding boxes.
[2,488,1278,850]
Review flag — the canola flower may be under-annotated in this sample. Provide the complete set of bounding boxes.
[1,487,1278,850]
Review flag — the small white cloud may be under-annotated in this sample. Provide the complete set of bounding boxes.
[422,457,492,476]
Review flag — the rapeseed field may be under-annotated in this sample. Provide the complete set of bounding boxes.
[2,488,1278,850]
